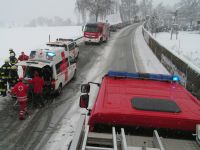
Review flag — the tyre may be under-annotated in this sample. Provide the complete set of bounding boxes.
[75,52,79,61]
[72,70,77,80]
[56,84,62,96]
[98,38,103,45]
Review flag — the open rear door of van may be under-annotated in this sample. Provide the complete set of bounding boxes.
[16,61,50,68]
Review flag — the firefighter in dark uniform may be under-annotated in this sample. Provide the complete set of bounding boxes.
[9,48,16,57]
[9,52,18,66]
[0,68,3,96]
[1,59,11,96]
[0,68,7,97]
[9,65,19,88]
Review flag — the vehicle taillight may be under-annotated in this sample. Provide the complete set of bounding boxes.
[51,79,56,88]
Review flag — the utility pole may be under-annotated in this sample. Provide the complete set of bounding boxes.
[170,10,178,40]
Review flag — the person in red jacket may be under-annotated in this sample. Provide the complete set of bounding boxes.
[12,77,29,120]
[18,52,29,75]
[18,52,29,61]
[28,71,45,108]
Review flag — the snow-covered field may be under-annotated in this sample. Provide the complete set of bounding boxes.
[155,31,200,69]
[0,26,83,66]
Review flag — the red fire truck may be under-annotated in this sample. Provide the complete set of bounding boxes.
[69,71,200,150]
[84,22,110,44]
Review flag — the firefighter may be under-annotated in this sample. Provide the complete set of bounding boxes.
[28,71,45,108]
[0,68,3,96]
[11,77,29,120]
[1,59,11,96]
[0,68,7,97]
[9,65,19,88]
[18,52,29,75]
[9,48,16,57]
[9,52,18,66]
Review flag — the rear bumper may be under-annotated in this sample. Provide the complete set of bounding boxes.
[84,37,100,43]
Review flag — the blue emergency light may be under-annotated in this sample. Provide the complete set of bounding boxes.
[107,71,180,82]
[47,52,56,57]
[172,76,180,82]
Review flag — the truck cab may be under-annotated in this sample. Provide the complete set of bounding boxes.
[70,71,200,150]
[84,22,110,44]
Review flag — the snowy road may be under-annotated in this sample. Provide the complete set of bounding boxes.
[0,24,141,150]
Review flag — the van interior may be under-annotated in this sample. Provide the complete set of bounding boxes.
[24,66,53,82]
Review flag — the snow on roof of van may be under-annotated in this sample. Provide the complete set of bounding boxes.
[46,39,73,47]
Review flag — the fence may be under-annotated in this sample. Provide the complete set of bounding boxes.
[142,26,200,99]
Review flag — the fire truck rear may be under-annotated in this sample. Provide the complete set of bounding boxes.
[69,71,200,150]
[84,22,110,44]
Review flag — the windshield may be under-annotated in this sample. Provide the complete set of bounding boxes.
[85,25,99,32]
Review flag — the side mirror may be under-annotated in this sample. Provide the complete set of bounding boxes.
[81,84,90,93]
[80,94,89,108]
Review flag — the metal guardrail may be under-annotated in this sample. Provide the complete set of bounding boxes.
[142,26,200,100]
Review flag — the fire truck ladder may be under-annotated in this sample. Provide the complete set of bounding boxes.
[121,128,165,150]
[81,125,118,150]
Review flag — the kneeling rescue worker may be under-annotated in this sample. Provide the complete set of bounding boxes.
[12,77,29,120]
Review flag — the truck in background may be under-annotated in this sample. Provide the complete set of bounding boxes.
[69,71,200,150]
[84,22,110,45]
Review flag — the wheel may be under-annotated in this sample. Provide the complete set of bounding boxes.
[72,70,77,80]
[75,52,79,61]
[98,38,103,45]
[56,84,62,96]
[105,37,108,43]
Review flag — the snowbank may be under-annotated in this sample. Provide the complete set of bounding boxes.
[155,31,200,69]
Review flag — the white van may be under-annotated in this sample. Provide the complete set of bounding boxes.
[46,38,79,61]
[16,47,77,95]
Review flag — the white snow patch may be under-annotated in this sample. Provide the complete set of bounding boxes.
[155,31,200,70]
[0,26,83,66]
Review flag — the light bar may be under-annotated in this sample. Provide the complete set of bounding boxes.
[107,71,179,82]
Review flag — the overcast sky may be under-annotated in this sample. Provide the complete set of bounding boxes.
[0,0,77,23]
[0,0,180,24]
[152,0,180,6]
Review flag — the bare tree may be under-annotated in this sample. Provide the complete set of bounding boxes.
[140,0,153,19]
[76,0,115,22]
[176,0,200,26]
[75,0,87,24]
[120,0,139,22]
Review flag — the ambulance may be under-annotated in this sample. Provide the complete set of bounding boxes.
[16,46,77,95]
[46,38,79,60]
